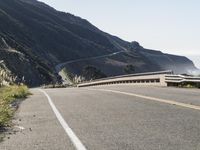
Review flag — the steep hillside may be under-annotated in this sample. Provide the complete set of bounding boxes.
[0,0,198,85]
[0,37,58,86]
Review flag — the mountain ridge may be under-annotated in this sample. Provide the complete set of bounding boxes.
[0,0,198,86]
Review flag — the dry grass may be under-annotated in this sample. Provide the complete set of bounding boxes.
[0,85,29,128]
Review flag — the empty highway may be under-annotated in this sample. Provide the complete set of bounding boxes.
[1,85,200,150]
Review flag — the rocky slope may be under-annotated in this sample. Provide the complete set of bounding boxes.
[0,0,198,86]
[0,37,58,86]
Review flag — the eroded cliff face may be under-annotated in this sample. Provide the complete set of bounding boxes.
[0,0,198,86]
[0,37,59,86]
[0,60,13,86]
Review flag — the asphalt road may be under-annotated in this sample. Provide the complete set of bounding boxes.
[1,85,200,150]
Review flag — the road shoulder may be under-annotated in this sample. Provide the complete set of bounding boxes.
[0,89,75,150]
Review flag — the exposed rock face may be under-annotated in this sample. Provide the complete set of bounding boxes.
[0,60,14,86]
[0,0,198,85]
[0,37,59,86]
[0,38,9,49]
[130,41,143,49]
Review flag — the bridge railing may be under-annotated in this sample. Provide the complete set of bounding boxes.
[165,75,200,83]
[77,70,173,87]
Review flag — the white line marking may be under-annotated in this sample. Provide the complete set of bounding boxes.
[39,89,87,150]
[90,89,200,111]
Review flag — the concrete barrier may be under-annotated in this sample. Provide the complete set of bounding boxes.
[77,71,200,87]
[165,75,200,86]
[77,70,173,87]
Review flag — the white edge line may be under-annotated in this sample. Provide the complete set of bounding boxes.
[89,88,200,111]
[39,89,87,150]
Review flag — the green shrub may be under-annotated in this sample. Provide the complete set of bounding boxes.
[124,64,135,74]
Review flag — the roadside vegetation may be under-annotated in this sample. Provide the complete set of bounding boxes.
[178,83,200,89]
[0,85,29,130]
[62,68,74,83]
[44,66,107,88]
[124,64,135,74]
[81,65,107,81]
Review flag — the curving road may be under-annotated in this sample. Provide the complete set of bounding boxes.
[55,51,125,74]
[55,38,128,84]
[55,36,128,73]
[1,85,200,150]
[55,50,125,84]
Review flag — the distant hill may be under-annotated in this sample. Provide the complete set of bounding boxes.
[187,55,200,69]
[0,0,198,86]
[187,55,200,75]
